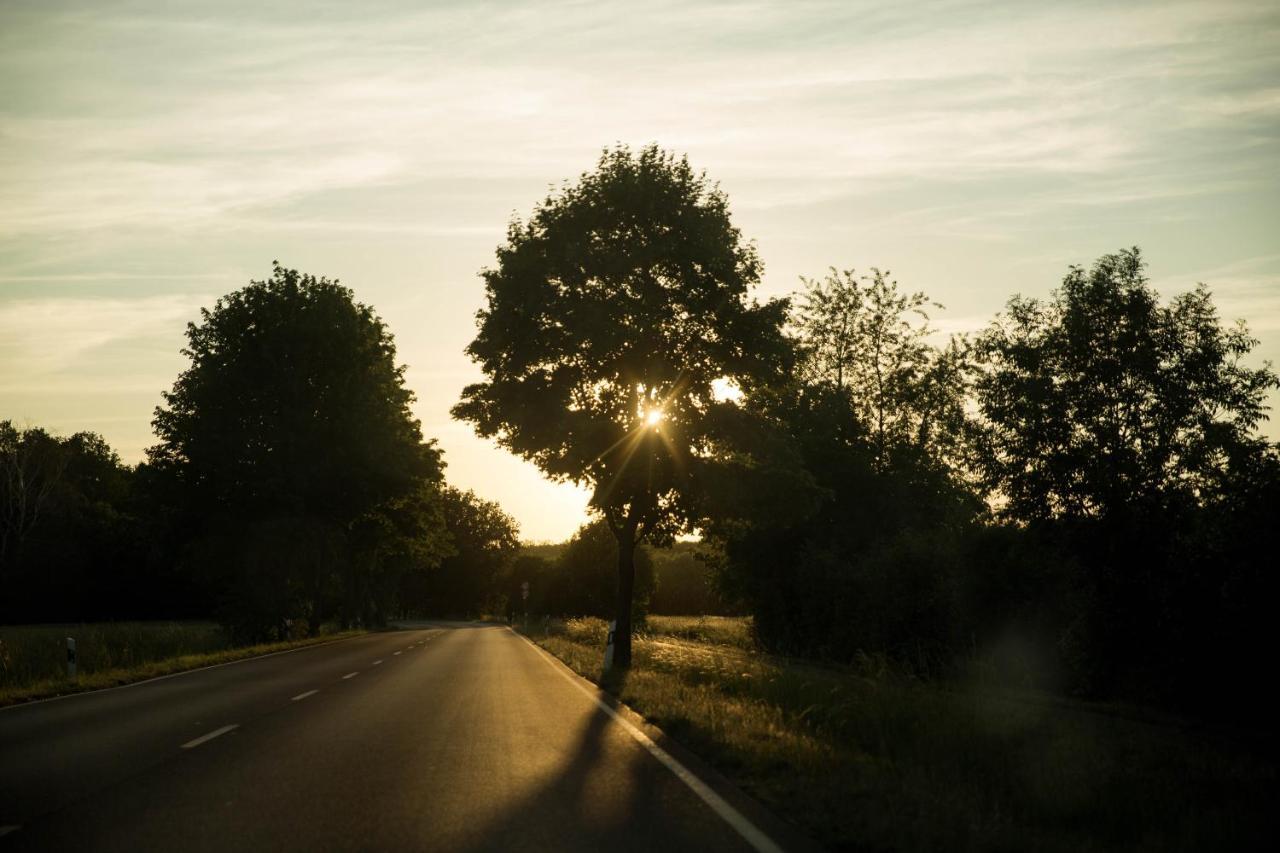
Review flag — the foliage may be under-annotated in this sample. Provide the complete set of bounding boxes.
[399,487,519,617]
[495,538,735,620]
[709,246,1280,714]
[149,264,450,639]
[647,542,741,616]
[453,144,794,666]
[713,307,980,663]
[642,614,754,648]
[1,422,72,579]
[500,553,555,618]
[969,247,1280,704]
[974,247,1277,521]
[0,423,191,623]
[0,621,227,690]
[795,267,973,472]
[543,518,654,621]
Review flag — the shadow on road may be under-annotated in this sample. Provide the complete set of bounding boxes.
[451,668,715,853]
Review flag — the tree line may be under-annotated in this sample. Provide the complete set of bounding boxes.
[1,269,513,638]
[454,144,1278,714]
[711,250,1277,715]
[3,143,1276,719]
[0,263,731,637]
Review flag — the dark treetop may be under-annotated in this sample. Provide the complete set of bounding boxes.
[453,144,793,544]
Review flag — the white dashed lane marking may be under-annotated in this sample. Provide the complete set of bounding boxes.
[342,672,359,680]
[181,724,238,750]
[292,690,318,701]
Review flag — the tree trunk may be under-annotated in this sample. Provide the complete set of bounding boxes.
[613,524,638,669]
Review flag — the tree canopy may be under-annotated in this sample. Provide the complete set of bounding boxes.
[0,423,159,622]
[150,264,450,637]
[974,247,1278,522]
[794,267,972,473]
[398,487,520,617]
[453,144,793,666]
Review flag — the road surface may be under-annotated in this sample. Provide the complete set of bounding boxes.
[0,623,799,852]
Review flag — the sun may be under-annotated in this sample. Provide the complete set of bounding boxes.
[644,408,664,426]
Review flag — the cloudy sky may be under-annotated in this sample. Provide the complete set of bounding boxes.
[2,0,1278,541]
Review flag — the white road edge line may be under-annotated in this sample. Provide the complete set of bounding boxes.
[181,724,238,750]
[0,825,21,838]
[292,690,318,701]
[511,630,785,853]
[342,671,359,680]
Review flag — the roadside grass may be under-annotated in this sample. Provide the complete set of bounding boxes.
[642,614,756,650]
[520,616,1276,853]
[0,621,365,707]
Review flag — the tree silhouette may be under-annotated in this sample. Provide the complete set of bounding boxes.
[975,247,1278,522]
[400,487,519,616]
[151,264,449,638]
[0,422,70,583]
[794,267,972,473]
[453,144,792,667]
[0,423,151,622]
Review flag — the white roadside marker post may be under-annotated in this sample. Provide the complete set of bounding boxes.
[602,619,616,675]
[66,637,77,681]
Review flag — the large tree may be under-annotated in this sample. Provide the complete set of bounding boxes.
[453,144,793,667]
[973,249,1280,702]
[151,264,449,637]
[974,247,1277,522]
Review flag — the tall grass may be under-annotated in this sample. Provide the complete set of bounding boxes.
[524,616,1276,852]
[642,615,755,650]
[0,621,363,706]
[0,622,229,688]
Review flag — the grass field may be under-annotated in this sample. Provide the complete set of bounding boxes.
[0,621,364,706]
[522,616,1276,853]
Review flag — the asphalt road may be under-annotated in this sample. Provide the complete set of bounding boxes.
[0,623,796,852]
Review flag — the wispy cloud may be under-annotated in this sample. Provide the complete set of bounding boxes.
[0,294,208,378]
[2,0,1276,234]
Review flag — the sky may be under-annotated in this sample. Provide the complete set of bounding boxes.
[2,0,1278,542]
